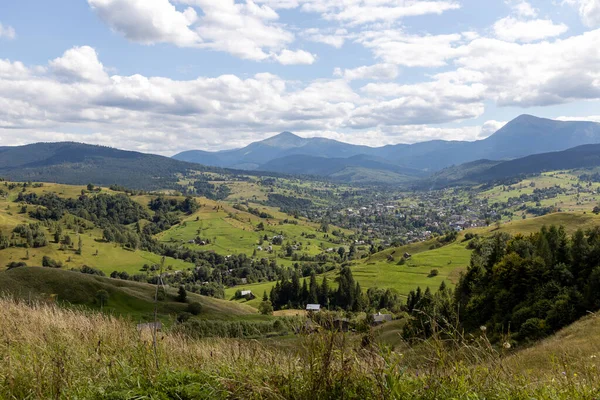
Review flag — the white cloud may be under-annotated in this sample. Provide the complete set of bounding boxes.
[0,46,499,153]
[273,49,316,65]
[0,23,16,40]
[302,28,348,48]
[352,80,486,126]
[356,30,467,67]
[49,46,109,83]
[506,0,537,17]
[299,0,461,26]
[445,30,600,107]
[333,64,399,81]
[493,17,568,42]
[88,0,200,46]
[88,0,311,64]
[565,0,600,27]
[556,115,600,122]
[479,120,507,138]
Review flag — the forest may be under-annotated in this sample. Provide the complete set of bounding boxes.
[404,225,600,343]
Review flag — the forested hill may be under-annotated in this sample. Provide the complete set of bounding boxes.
[0,142,222,191]
[470,144,600,181]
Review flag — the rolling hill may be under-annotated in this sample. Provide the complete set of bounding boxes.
[0,267,257,321]
[0,142,220,191]
[470,143,600,181]
[173,115,600,174]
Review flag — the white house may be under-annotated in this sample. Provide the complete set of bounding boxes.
[306,304,321,312]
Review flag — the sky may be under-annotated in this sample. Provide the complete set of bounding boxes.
[1,0,600,155]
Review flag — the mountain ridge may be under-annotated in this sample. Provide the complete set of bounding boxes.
[173,115,600,173]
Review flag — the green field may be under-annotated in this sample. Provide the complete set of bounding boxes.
[352,242,471,296]
[157,200,351,263]
[478,171,600,218]
[224,241,471,309]
[471,211,600,236]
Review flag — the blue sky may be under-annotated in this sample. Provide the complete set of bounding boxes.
[1,0,600,154]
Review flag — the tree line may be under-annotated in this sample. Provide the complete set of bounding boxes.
[404,225,600,342]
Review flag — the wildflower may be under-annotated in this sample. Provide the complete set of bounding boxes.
[591,355,597,359]
[574,373,578,378]
[503,342,511,349]
[480,326,487,332]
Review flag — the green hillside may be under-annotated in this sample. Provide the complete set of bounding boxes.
[0,267,258,322]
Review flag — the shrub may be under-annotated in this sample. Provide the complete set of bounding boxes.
[42,256,62,269]
[177,312,192,323]
[519,318,547,339]
[7,261,27,270]
[187,302,202,316]
[428,269,439,278]
[258,301,274,315]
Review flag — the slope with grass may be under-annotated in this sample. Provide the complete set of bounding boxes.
[157,199,352,263]
[224,241,471,309]
[471,211,600,236]
[0,267,258,322]
[1,292,599,398]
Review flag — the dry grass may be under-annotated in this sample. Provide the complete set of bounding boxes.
[1,296,600,399]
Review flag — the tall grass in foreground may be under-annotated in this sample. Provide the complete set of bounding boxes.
[0,296,598,399]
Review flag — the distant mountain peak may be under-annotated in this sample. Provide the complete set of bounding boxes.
[276,131,300,139]
[260,131,305,148]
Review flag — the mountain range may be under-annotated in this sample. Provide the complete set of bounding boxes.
[174,115,600,181]
[2,115,600,188]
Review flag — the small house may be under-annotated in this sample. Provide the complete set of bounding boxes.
[306,304,321,312]
[372,313,393,325]
[240,290,253,297]
[241,278,248,284]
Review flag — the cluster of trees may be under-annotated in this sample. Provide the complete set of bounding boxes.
[19,193,150,225]
[267,267,403,313]
[149,196,199,215]
[188,180,231,200]
[12,224,48,248]
[405,225,600,342]
[269,272,329,310]
[266,193,313,214]
[246,206,273,219]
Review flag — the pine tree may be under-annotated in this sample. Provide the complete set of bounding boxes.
[319,276,330,308]
[54,225,62,244]
[336,266,356,310]
[291,271,301,307]
[301,279,309,306]
[262,290,268,302]
[176,286,187,303]
[353,282,364,312]
[308,272,318,304]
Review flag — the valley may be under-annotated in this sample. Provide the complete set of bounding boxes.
[3,116,600,398]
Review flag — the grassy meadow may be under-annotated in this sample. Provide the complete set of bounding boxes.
[1,294,599,399]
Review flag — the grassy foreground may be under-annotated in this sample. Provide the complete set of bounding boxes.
[1,296,599,399]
